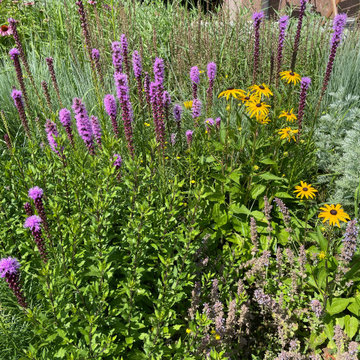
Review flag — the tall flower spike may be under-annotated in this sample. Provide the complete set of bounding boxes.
[153,58,165,87]
[72,98,95,155]
[46,57,62,106]
[252,12,264,83]
[173,104,182,132]
[90,115,102,149]
[45,120,60,156]
[150,81,166,149]
[24,202,33,216]
[190,66,200,99]
[114,73,135,156]
[113,153,122,180]
[276,16,289,86]
[9,48,29,107]
[76,0,93,60]
[120,34,130,77]
[320,14,347,99]
[4,134,12,151]
[144,72,151,109]
[91,48,104,85]
[132,50,143,105]
[104,94,119,138]
[162,91,171,128]
[186,130,193,146]
[290,0,307,71]
[297,77,311,139]
[341,219,358,264]
[11,89,31,139]
[28,186,50,237]
[0,257,26,307]
[59,108,75,147]
[192,98,202,124]
[111,42,122,74]
[24,215,48,262]
[41,81,52,112]
[206,62,217,113]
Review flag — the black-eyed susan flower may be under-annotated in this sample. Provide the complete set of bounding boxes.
[245,100,270,119]
[184,100,193,110]
[249,83,273,98]
[218,88,245,101]
[294,181,318,199]
[318,204,350,227]
[279,109,297,122]
[278,127,298,142]
[279,70,301,85]
[257,113,271,124]
[238,91,260,104]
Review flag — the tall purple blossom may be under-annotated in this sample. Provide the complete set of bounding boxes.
[104,94,119,138]
[290,0,307,71]
[341,219,358,264]
[0,257,26,307]
[173,104,182,132]
[9,48,29,107]
[153,57,165,87]
[150,81,166,149]
[297,77,311,139]
[321,14,347,98]
[113,154,122,180]
[114,73,134,156]
[24,202,33,216]
[76,0,92,59]
[112,41,122,74]
[162,91,171,128]
[215,117,221,129]
[120,34,130,76]
[72,98,95,155]
[204,118,214,132]
[190,66,200,99]
[24,216,48,262]
[91,48,104,85]
[46,57,62,106]
[144,72,151,109]
[132,50,143,104]
[252,12,264,83]
[45,120,60,155]
[192,98,202,123]
[186,130,193,146]
[11,89,30,139]
[28,186,50,236]
[41,81,52,111]
[310,299,322,318]
[4,134,12,151]
[90,115,102,149]
[59,108,75,147]
[276,16,289,85]
[206,62,216,112]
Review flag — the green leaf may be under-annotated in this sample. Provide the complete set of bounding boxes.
[348,296,360,316]
[326,298,351,316]
[54,348,66,358]
[260,158,277,165]
[259,172,285,181]
[230,203,250,215]
[344,315,359,339]
[250,184,266,199]
[274,192,293,199]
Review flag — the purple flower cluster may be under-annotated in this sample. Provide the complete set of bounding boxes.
[291,0,307,70]
[190,66,200,99]
[41,81,52,111]
[204,118,214,132]
[45,120,60,155]
[150,81,166,149]
[215,117,221,129]
[120,34,130,76]
[28,186,50,237]
[112,42,123,74]
[114,73,134,156]
[173,104,182,129]
[90,115,102,149]
[206,62,217,112]
[297,77,311,139]
[310,299,322,318]
[24,215,48,262]
[104,94,119,138]
[276,16,289,83]
[91,48,103,85]
[91,48,99,60]
[132,50,143,104]
[162,91,171,126]
[9,48,29,106]
[113,154,122,180]
[59,108,75,147]
[321,14,347,97]
[0,257,26,307]
[72,98,95,155]
[153,57,165,87]
[341,219,358,263]
[252,11,264,83]
[192,98,202,121]
[46,57,62,106]
[24,202,33,216]
[76,0,92,58]
[11,89,30,139]
[186,130,193,146]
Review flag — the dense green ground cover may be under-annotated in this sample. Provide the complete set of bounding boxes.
[0,0,360,359]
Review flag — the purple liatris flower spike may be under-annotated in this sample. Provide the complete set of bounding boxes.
[91,48,99,60]
[192,98,202,122]
[91,48,104,85]
[297,77,311,139]
[190,66,200,99]
[144,72,151,109]
[153,58,165,87]
[186,130,193,146]
[215,117,221,129]
[46,57,62,106]
[114,73,135,156]
[90,115,102,148]
[28,186,50,236]
[207,62,217,83]
[252,11,264,83]
[341,219,358,264]
[276,16,289,85]
[206,62,217,112]
[321,14,347,98]
[45,120,60,155]
[291,0,307,71]
[24,202,33,216]
[112,42,122,74]
[204,118,214,132]
[113,153,122,180]
[59,108,75,147]
[104,94,119,138]
[132,50,143,104]
[173,104,182,131]
[150,81,166,149]
[76,0,92,59]
[4,134,12,151]
[72,98,95,155]
[162,91,171,126]
[28,186,43,200]
[0,257,26,307]
[24,215,48,262]
[9,48,29,107]
[120,34,130,76]
[11,89,30,139]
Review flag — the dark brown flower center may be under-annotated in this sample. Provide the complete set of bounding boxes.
[330,209,337,215]
[259,85,265,90]
[1,25,9,32]
[227,87,234,91]
[245,96,250,100]
[287,112,291,115]
[302,187,308,191]
[290,72,295,76]
[256,103,262,108]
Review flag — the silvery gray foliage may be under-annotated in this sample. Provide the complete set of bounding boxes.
[315,88,360,207]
